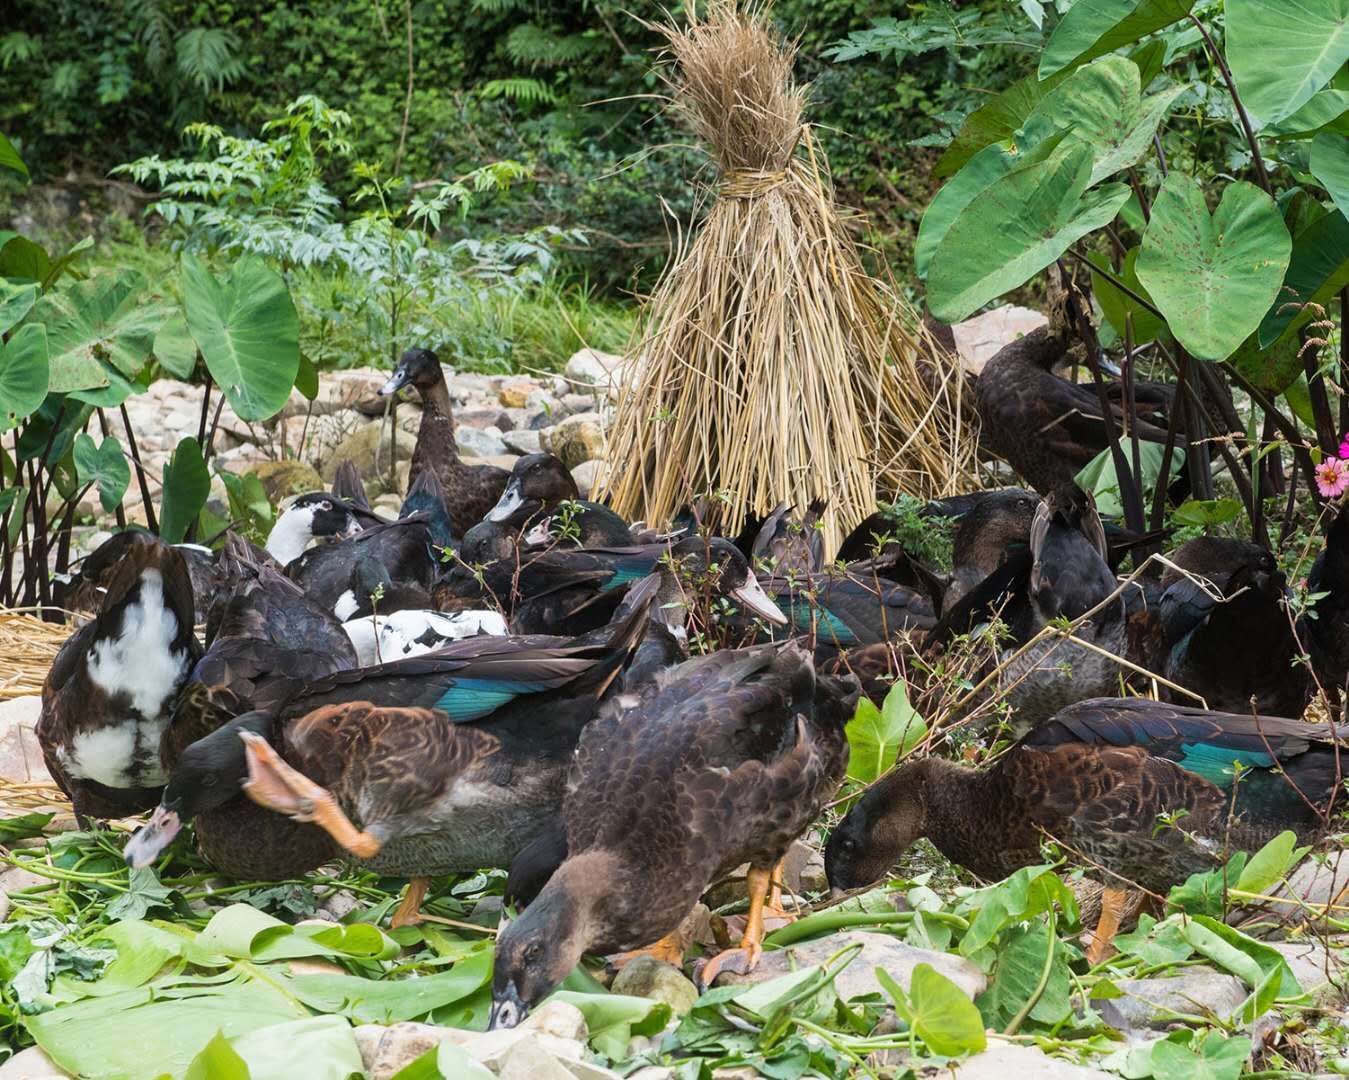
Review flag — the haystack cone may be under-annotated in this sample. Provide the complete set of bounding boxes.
[601,1,975,552]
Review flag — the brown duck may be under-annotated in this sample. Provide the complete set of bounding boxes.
[380,347,509,536]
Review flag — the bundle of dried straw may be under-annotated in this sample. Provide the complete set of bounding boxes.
[602,2,975,551]
[0,608,75,701]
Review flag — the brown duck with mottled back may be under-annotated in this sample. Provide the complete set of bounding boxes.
[488,643,861,1028]
[39,535,201,822]
[380,347,509,536]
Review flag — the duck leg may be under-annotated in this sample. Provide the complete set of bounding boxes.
[239,731,381,859]
[390,877,430,929]
[607,930,688,971]
[765,858,796,922]
[1086,884,1130,966]
[695,864,773,989]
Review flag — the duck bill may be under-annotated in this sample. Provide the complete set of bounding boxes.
[487,482,525,524]
[733,577,787,625]
[379,369,409,397]
[489,981,527,1030]
[523,518,553,545]
[123,805,182,869]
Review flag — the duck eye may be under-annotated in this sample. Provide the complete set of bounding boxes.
[523,942,543,962]
[318,500,332,511]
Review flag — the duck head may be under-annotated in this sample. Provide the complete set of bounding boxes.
[380,347,443,397]
[665,536,787,626]
[123,711,274,868]
[265,494,363,566]
[824,759,930,893]
[488,453,578,525]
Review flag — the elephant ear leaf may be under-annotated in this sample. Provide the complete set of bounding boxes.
[927,144,1129,323]
[1226,0,1349,128]
[159,436,210,544]
[1135,174,1291,361]
[0,323,49,432]
[182,254,300,423]
[73,434,131,515]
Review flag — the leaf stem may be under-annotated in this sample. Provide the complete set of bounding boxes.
[1003,908,1056,1036]
[1188,13,1272,195]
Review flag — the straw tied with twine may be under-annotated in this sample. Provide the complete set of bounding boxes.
[602,3,974,554]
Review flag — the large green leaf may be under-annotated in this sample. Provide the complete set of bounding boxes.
[976,922,1072,1029]
[927,145,1130,322]
[0,322,49,432]
[881,962,987,1056]
[1149,1031,1252,1080]
[1089,246,1166,345]
[1135,174,1291,360]
[1311,132,1349,219]
[159,436,210,544]
[281,946,493,1024]
[0,279,38,335]
[0,132,28,178]
[549,991,673,1060]
[35,271,167,393]
[1039,0,1195,78]
[228,1016,364,1080]
[0,235,50,284]
[955,864,1079,956]
[154,313,199,380]
[182,255,299,422]
[1266,90,1349,138]
[1076,442,1183,518]
[844,680,927,783]
[73,434,131,514]
[934,68,1072,178]
[1021,56,1188,185]
[1256,208,1349,348]
[1226,0,1349,128]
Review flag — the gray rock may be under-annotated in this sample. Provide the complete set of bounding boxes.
[714,930,986,1001]
[627,1069,677,1080]
[458,407,514,431]
[528,389,564,418]
[561,393,596,415]
[522,999,588,1042]
[467,1030,583,1071]
[564,348,624,392]
[541,412,605,469]
[498,1038,577,1080]
[1270,940,1347,995]
[1097,971,1248,1031]
[321,419,414,484]
[354,1022,468,1080]
[943,1042,1115,1079]
[503,429,543,456]
[1266,848,1349,926]
[570,460,608,499]
[456,426,509,458]
[610,957,700,1016]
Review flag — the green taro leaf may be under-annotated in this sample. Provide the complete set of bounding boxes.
[934,67,1072,177]
[1076,442,1183,519]
[1226,0,1349,128]
[1089,247,1166,345]
[1236,830,1305,895]
[228,1016,364,1080]
[0,811,52,844]
[0,234,50,284]
[1021,56,1188,185]
[35,270,167,393]
[294,352,319,401]
[957,864,1079,956]
[1040,0,1196,78]
[903,963,987,1056]
[1257,208,1349,350]
[1135,174,1291,360]
[154,313,198,380]
[549,991,673,1059]
[184,1032,249,1080]
[928,144,1130,323]
[844,680,926,784]
[1311,132,1349,220]
[159,436,210,544]
[0,279,38,335]
[281,945,493,1023]
[1150,1030,1251,1080]
[0,322,49,431]
[182,255,299,422]
[0,132,29,178]
[1266,90,1349,138]
[73,434,130,515]
[1171,498,1244,527]
[977,921,1073,1029]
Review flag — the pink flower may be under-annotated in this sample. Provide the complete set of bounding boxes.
[1315,456,1349,498]
[1339,433,1349,460]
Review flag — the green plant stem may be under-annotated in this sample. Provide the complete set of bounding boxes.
[1003,909,1057,1036]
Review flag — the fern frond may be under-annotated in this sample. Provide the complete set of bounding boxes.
[504,24,598,69]
[127,0,175,72]
[0,32,40,71]
[478,78,557,105]
[174,27,245,93]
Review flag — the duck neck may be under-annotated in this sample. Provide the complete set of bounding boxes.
[917,758,1007,871]
[416,374,462,465]
[527,851,613,962]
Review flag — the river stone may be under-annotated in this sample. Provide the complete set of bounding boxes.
[1097,970,1248,1032]
[610,957,699,1016]
[504,428,542,455]
[251,460,323,502]
[498,1038,576,1080]
[354,1022,461,1080]
[321,419,414,484]
[499,380,537,408]
[570,459,609,499]
[1270,939,1347,995]
[712,930,986,1000]
[456,426,509,458]
[522,999,588,1042]
[541,413,605,469]
[564,348,623,392]
[945,1042,1115,1079]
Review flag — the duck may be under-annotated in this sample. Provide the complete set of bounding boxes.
[1304,507,1349,710]
[750,500,827,578]
[333,556,433,623]
[489,643,861,1028]
[330,459,374,514]
[975,324,1181,496]
[289,471,454,616]
[761,567,937,654]
[265,493,367,566]
[380,347,509,536]
[486,453,634,548]
[124,594,654,919]
[342,608,508,666]
[38,535,202,822]
[451,535,787,637]
[825,697,1344,961]
[1156,536,1309,717]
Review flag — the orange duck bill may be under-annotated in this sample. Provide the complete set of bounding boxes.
[238,730,382,859]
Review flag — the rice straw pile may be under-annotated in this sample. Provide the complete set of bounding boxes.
[0,608,76,701]
[602,2,975,550]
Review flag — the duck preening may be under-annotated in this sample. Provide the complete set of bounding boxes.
[489,642,860,1029]
[825,697,1345,960]
[487,452,634,548]
[39,534,202,822]
[381,346,509,535]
